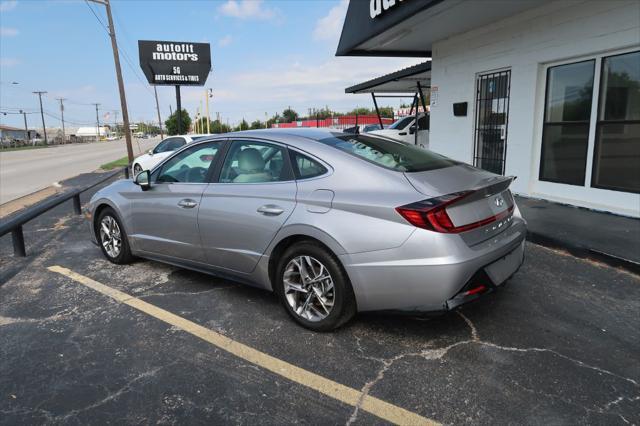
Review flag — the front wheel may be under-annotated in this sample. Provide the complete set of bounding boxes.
[96,207,134,264]
[133,163,143,177]
[275,241,356,331]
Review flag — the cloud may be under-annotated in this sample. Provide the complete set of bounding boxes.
[198,56,422,123]
[218,0,277,20]
[0,57,20,67]
[0,0,17,12]
[218,35,233,47]
[313,0,348,41]
[0,27,18,37]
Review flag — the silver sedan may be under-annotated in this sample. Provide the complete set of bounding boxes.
[87,129,526,331]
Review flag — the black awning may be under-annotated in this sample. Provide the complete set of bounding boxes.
[345,61,431,94]
[335,0,443,57]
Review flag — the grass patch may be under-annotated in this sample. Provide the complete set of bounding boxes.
[100,156,130,170]
[0,144,49,152]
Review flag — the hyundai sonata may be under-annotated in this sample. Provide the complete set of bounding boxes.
[87,129,525,331]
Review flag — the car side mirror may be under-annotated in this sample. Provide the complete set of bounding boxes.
[409,125,417,135]
[134,170,151,191]
[148,149,153,155]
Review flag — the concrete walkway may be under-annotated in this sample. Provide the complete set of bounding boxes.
[516,195,640,272]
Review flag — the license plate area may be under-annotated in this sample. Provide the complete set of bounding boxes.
[484,242,524,285]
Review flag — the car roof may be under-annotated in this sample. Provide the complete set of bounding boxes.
[228,128,343,141]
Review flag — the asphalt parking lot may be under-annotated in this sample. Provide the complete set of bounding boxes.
[1,181,639,425]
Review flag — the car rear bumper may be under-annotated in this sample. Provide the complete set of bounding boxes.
[339,218,526,312]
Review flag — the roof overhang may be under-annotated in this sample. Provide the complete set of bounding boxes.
[345,61,431,94]
[336,0,548,57]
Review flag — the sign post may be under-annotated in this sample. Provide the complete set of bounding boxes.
[175,85,182,134]
[138,40,211,135]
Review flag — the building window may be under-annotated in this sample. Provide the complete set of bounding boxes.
[591,51,640,193]
[539,60,595,185]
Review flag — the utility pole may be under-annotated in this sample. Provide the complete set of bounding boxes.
[33,91,47,144]
[206,88,212,134]
[93,103,101,141]
[153,86,163,139]
[19,110,28,143]
[89,0,134,162]
[56,98,66,144]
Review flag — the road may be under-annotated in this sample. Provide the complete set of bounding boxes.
[0,138,158,204]
[0,174,638,425]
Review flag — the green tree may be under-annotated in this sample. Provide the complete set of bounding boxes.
[266,113,281,128]
[211,119,231,134]
[165,109,192,135]
[282,107,299,123]
[250,119,265,129]
[233,119,249,132]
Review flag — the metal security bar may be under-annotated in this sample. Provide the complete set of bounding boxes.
[0,167,129,257]
[473,70,511,175]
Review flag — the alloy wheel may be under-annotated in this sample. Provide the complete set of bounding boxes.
[99,215,122,258]
[283,256,335,322]
[133,164,142,176]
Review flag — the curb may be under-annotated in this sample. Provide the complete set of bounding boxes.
[526,231,640,275]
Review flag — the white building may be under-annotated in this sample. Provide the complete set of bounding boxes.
[75,126,109,138]
[337,0,640,217]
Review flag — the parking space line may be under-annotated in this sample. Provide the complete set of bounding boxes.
[48,265,439,426]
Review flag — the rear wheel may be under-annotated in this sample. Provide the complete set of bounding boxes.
[275,241,356,331]
[96,207,134,264]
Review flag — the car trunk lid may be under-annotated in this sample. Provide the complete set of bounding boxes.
[400,164,516,245]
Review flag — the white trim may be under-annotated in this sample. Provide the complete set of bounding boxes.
[531,45,640,217]
[583,56,602,188]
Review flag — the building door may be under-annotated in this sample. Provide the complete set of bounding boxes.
[473,70,511,175]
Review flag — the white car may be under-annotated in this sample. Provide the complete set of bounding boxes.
[370,113,429,148]
[132,134,211,176]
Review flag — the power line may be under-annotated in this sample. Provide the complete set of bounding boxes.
[84,0,109,36]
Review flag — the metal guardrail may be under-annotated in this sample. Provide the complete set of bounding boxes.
[0,166,130,257]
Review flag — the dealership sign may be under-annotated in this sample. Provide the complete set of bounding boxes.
[138,40,211,86]
[370,0,406,19]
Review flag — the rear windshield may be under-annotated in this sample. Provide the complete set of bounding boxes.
[318,134,459,172]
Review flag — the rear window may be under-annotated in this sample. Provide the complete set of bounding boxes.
[318,134,459,172]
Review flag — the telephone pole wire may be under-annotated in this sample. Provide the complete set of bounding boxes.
[92,103,101,141]
[56,98,66,144]
[33,91,47,144]
[88,0,134,162]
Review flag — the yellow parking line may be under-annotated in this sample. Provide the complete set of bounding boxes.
[48,265,439,426]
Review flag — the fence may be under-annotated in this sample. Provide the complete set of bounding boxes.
[0,167,129,257]
[271,115,394,130]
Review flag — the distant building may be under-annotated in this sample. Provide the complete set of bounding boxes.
[74,126,109,141]
[0,124,37,143]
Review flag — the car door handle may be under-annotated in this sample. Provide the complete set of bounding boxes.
[398,132,407,136]
[178,199,198,209]
[257,205,284,216]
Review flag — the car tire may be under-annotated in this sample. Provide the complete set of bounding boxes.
[133,163,143,177]
[275,241,356,331]
[96,207,135,264]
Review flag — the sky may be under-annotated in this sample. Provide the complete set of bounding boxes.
[0,0,422,130]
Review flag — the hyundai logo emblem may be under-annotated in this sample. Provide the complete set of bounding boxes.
[495,196,505,207]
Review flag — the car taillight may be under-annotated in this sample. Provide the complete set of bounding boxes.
[396,191,513,233]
